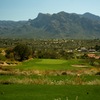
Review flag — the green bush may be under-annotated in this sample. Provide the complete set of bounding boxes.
[0,54,6,61]
[5,48,14,60]
[14,44,32,61]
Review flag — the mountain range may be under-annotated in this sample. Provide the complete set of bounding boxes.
[0,11,100,39]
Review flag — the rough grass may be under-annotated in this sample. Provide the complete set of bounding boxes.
[0,74,100,85]
[0,84,100,100]
[0,59,100,85]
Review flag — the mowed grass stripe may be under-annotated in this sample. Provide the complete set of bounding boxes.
[0,85,100,100]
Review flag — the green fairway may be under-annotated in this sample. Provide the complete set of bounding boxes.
[16,59,91,70]
[0,84,100,100]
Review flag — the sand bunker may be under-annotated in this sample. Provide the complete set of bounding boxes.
[72,65,88,68]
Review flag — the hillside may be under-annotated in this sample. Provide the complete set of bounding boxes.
[0,12,100,39]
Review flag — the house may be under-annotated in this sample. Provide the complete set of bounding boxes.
[78,47,88,52]
[89,49,96,52]
[87,53,100,59]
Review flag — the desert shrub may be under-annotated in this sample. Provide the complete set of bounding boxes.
[5,48,14,61]
[0,54,6,61]
[13,44,32,61]
[0,49,2,53]
[95,72,100,75]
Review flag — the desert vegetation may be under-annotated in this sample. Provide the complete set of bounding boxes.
[0,39,100,100]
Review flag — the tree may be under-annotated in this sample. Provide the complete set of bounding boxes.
[81,53,88,59]
[88,57,95,66]
[13,44,32,61]
[5,48,14,60]
[95,45,100,51]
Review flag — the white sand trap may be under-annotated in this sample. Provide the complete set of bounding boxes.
[72,65,88,68]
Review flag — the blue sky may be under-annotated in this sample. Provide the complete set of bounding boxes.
[0,0,100,21]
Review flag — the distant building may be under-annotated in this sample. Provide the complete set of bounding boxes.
[89,49,96,52]
[87,53,100,59]
[78,47,88,52]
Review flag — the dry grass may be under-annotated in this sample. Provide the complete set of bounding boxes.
[86,79,100,85]
[0,64,100,85]
[0,76,100,85]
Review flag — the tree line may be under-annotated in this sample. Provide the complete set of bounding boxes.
[0,39,100,67]
[5,44,75,61]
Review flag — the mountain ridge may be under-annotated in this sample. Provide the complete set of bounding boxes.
[0,12,100,39]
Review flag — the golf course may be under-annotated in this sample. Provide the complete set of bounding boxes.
[0,59,100,100]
